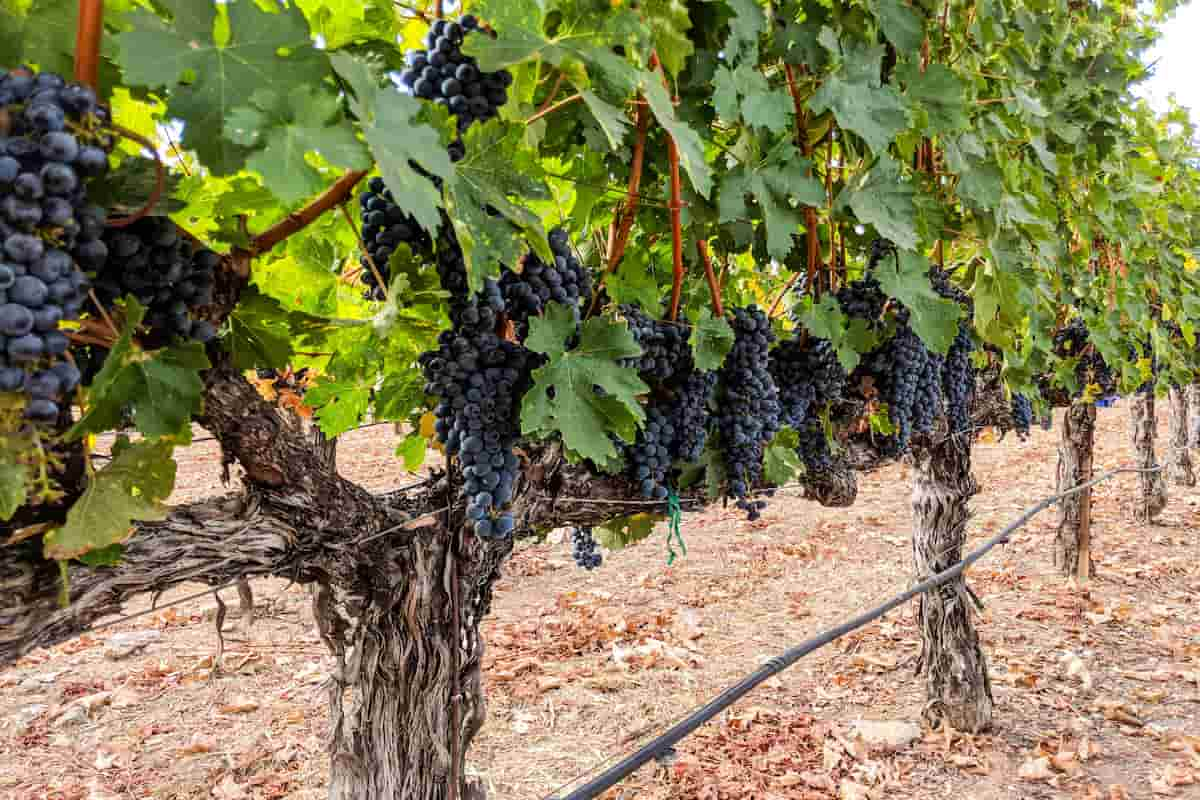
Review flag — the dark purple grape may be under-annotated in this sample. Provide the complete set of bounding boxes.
[23,398,58,421]
[0,302,34,335]
[7,333,44,361]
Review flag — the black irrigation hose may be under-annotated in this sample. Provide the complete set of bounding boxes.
[547,464,1162,800]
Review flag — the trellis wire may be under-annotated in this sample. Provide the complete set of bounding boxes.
[543,464,1162,800]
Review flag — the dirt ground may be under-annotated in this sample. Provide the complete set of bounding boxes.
[2,405,1199,800]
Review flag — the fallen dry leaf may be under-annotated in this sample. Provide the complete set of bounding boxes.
[219,695,260,714]
[1019,756,1055,781]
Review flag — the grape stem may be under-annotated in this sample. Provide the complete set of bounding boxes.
[696,240,723,317]
[74,0,104,89]
[783,63,822,297]
[524,92,582,125]
[248,169,368,256]
[339,203,389,301]
[656,54,685,322]
[104,124,166,228]
[87,289,120,340]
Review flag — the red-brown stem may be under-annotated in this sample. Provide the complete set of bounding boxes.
[661,77,685,321]
[607,101,650,271]
[104,124,166,228]
[767,270,803,319]
[537,71,566,114]
[524,93,582,125]
[822,129,835,296]
[696,240,723,317]
[249,170,368,256]
[784,64,822,297]
[74,0,103,89]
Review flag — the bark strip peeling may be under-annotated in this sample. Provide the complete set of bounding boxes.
[1055,403,1096,579]
[1130,393,1167,524]
[1166,385,1195,486]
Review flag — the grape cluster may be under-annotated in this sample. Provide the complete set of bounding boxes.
[619,304,690,382]
[1053,318,1116,397]
[571,527,602,570]
[623,402,675,499]
[717,306,781,519]
[670,369,716,463]
[357,177,434,301]
[861,326,933,456]
[0,68,110,422]
[397,16,513,136]
[771,337,846,429]
[95,216,218,343]
[1011,393,1033,438]
[419,280,529,540]
[499,228,590,333]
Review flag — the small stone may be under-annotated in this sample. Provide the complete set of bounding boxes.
[54,705,89,728]
[18,678,42,693]
[103,630,161,660]
[8,703,47,735]
[849,719,922,751]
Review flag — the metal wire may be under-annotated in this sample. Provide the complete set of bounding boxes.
[543,464,1162,800]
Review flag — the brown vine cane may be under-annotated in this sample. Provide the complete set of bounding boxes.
[103,124,167,229]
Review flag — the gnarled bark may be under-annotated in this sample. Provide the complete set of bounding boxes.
[910,434,992,732]
[1166,385,1195,486]
[1187,382,1200,450]
[1130,393,1167,523]
[1055,403,1095,578]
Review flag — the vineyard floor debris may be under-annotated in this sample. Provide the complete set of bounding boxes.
[2,407,1199,800]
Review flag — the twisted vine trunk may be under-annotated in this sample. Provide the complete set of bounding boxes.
[911,435,992,732]
[1130,393,1168,523]
[1055,403,1096,579]
[1166,385,1195,486]
[1187,382,1200,450]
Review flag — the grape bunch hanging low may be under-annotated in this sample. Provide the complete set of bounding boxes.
[717,306,781,519]
[1052,318,1116,398]
[419,279,528,540]
[0,68,111,422]
[397,15,513,138]
[1011,393,1033,437]
[356,177,434,301]
[499,228,590,334]
[670,369,716,463]
[623,402,675,500]
[619,304,691,382]
[95,216,219,343]
[770,336,846,471]
[571,527,602,570]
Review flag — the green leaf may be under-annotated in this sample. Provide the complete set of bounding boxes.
[902,63,969,135]
[115,0,330,174]
[444,122,552,291]
[228,86,371,206]
[873,250,963,353]
[0,0,80,86]
[594,513,663,551]
[642,76,713,198]
[839,156,920,251]
[225,287,298,370]
[763,427,802,486]
[331,52,453,236]
[87,157,184,218]
[521,303,649,463]
[712,66,740,121]
[643,0,694,76]
[69,300,209,440]
[43,438,176,561]
[0,460,26,522]
[809,38,909,155]
[396,434,428,472]
[792,294,876,371]
[307,381,371,436]
[724,0,766,63]
[873,0,924,51]
[78,544,124,567]
[688,307,734,371]
[579,90,630,151]
[719,145,823,260]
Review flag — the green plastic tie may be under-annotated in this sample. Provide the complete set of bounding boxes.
[665,489,686,565]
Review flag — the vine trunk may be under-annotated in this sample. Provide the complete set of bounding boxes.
[910,434,993,732]
[1166,386,1195,486]
[1054,403,1095,579]
[1130,393,1167,523]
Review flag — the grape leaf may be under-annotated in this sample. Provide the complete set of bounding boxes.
[873,249,963,353]
[444,122,552,291]
[872,0,924,51]
[688,307,734,371]
[594,512,662,551]
[642,76,713,197]
[763,427,802,486]
[580,90,630,150]
[521,302,649,463]
[839,155,920,251]
[296,0,395,50]
[643,0,694,76]
[716,64,793,133]
[226,287,298,370]
[0,0,82,87]
[115,0,329,174]
[43,437,176,561]
[396,434,427,471]
[718,145,823,260]
[331,53,453,237]
[809,37,909,155]
[792,294,880,371]
[225,86,371,206]
[69,301,209,440]
[0,460,26,522]
[724,0,767,63]
[307,381,370,436]
[902,63,969,135]
[712,66,740,121]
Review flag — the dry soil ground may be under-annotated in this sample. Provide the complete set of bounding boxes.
[2,405,1199,800]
